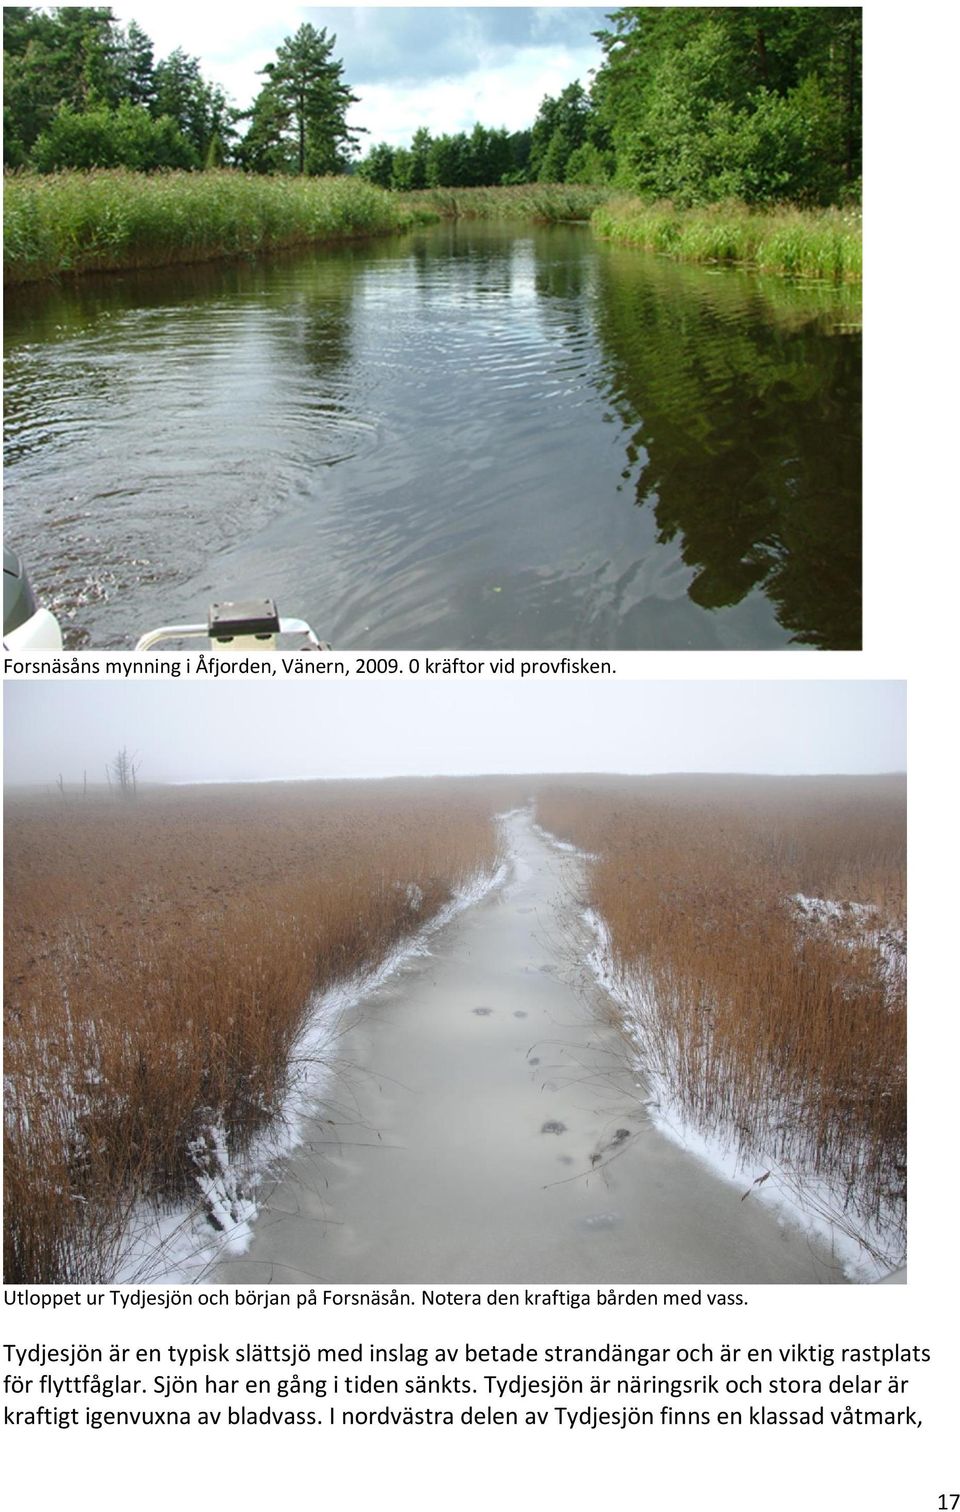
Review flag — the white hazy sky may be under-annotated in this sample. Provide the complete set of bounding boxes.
[3,681,905,788]
[113,5,608,146]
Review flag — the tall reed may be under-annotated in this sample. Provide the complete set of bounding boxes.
[397,183,610,223]
[592,198,862,282]
[4,780,502,1281]
[535,775,904,1260]
[6,173,860,288]
[3,169,425,284]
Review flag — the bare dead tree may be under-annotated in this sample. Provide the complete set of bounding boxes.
[110,747,141,800]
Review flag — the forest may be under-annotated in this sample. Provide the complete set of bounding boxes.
[5,7,861,206]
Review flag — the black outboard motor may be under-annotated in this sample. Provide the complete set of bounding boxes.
[3,545,63,650]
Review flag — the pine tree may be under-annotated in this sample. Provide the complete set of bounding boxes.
[262,23,360,175]
[119,20,155,108]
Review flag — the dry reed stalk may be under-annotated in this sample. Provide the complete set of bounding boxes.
[4,779,504,1282]
[534,774,906,1257]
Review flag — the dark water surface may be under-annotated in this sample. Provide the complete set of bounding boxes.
[3,223,860,649]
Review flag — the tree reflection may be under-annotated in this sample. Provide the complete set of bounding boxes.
[591,252,861,648]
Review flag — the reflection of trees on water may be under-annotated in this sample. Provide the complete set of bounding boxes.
[591,253,861,649]
[272,256,359,379]
[404,221,517,305]
[532,226,594,304]
[403,222,593,312]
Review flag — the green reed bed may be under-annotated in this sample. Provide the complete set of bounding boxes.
[3,168,426,284]
[6,173,860,286]
[398,182,610,224]
[592,198,862,283]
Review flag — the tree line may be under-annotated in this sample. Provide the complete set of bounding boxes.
[357,124,532,192]
[4,7,861,205]
[578,7,862,205]
[3,7,359,173]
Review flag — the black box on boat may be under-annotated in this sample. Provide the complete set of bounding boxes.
[207,599,281,640]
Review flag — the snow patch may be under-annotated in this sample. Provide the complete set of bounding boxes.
[529,819,596,860]
[791,892,906,989]
[582,908,903,1283]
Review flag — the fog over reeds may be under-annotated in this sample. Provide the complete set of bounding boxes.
[2,679,905,790]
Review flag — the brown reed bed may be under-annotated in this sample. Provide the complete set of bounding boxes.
[3,779,503,1283]
[533,775,906,1263]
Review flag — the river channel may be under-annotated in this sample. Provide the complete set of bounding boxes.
[215,811,846,1284]
[4,223,860,650]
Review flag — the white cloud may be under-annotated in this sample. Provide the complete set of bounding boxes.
[351,49,596,143]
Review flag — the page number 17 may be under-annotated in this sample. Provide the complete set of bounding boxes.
[938,1497,959,1509]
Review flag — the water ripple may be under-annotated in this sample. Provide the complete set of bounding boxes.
[3,225,859,648]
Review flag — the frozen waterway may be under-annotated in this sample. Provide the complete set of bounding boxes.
[216,812,846,1284]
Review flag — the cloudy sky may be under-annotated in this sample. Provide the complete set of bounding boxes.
[3,681,905,788]
[114,5,608,145]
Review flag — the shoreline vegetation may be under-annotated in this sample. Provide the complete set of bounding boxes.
[3,781,504,1284]
[5,10,862,290]
[3,170,862,287]
[592,198,861,284]
[534,776,906,1271]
